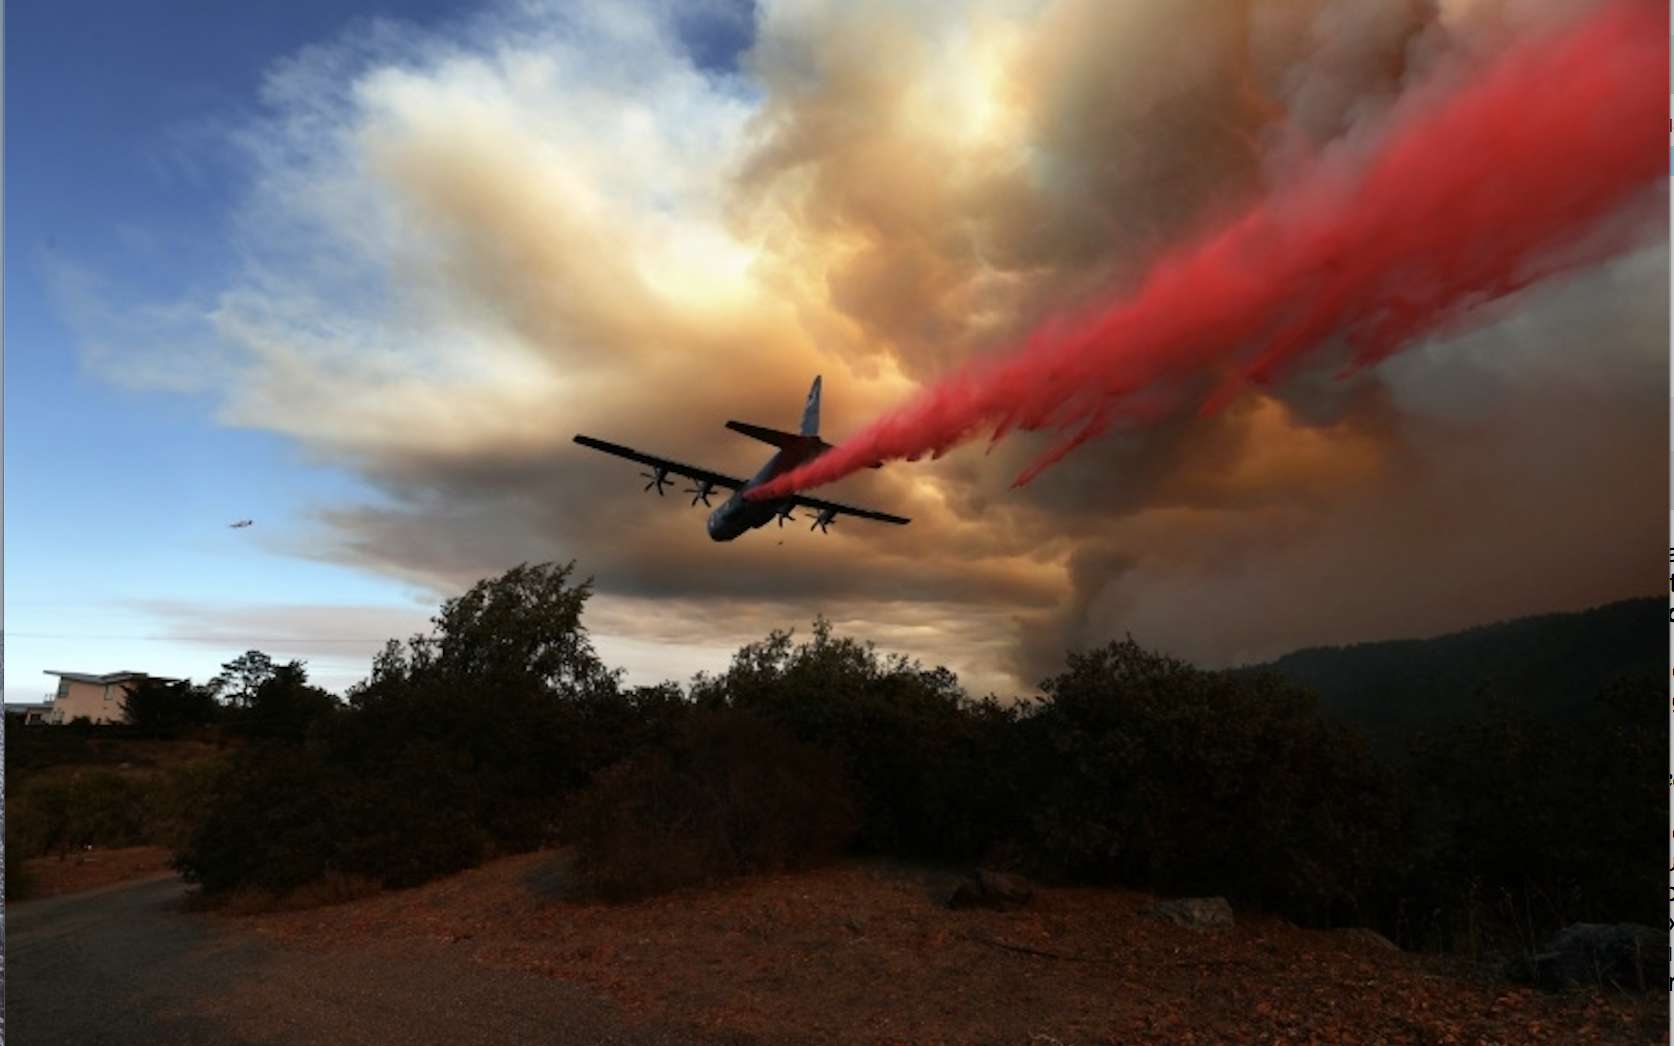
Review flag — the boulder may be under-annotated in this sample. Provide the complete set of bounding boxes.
[1514,923,1662,991]
[1140,897,1234,930]
[944,869,1035,910]
[1338,927,1399,952]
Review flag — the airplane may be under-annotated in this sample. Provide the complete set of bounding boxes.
[228,519,253,529]
[574,376,909,542]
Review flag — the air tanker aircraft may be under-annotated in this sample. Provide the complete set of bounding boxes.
[573,376,909,541]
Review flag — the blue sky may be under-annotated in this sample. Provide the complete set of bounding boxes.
[5,1,752,702]
[7,2,436,700]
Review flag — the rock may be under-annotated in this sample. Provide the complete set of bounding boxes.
[944,869,1035,910]
[1338,927,1399,952]
[1140,897,1234,930]
[1513,923,1662,991]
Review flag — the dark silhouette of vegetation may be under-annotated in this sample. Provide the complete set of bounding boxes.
[563,709,857,900]
[690,620,1022,862]
[175,563,670,897]
[5,825,36,901]
[1019,641,1406,927]
[1250,597,1662,754]
[132,561,1653,962]
[214,650,276,709]
[1394,672,1663,953]
[8,770,153,859]
[121,678,221,735]
[240,661,340,741]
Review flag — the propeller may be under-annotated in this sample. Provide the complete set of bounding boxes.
[686,480,715,507]
[811,508,837,534]
[640,468,672,496]
[775,504,796,527]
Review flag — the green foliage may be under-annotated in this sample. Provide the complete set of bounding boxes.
[7,770,153,858]
[152,560,1656,953]
[563,709,857,900]
[179,562,638,898]
[148,758,235,851]
[174,745,487,895]
[396,561,619,699]
[690,618,1022,861]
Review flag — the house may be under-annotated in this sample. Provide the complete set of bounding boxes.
[41,670,181,725]
[5,702,53,726]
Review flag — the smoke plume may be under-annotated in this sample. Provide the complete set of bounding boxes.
[752,0,1665,500]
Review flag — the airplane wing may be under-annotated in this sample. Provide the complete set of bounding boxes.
[790,492,910,526]
[573,435,747,491]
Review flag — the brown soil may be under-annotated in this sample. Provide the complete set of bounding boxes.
[21,845,176,899]
[240,852,1666,1045]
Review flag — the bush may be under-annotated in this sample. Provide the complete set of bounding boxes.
[5,816,36,901]
[1397,673,1663,953]
[173,745,489,897]
[147,758,234,851]
[240,662,339,741]
[150,562,1657,957]
[1020,639,1405,926]
[6,770,154,859]
[691,619,1023,862]
[563,710,858,900]
[121,678,220,735]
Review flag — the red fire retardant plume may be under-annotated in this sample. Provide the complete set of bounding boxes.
[751,0,1667,500]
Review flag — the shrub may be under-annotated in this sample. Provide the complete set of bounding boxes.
[121,678,220,735]
[240,662,339,741]
[5,815,36,901]
[147,758,234,851]
[691,619,1023,862]
[1398,672,1663,952]
[173,745,489,897]
[563,710,858,900]
[6,770,154,859]
[1021,639,1405,926]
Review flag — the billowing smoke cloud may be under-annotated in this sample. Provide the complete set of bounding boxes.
[72,0,1666,694]
[752,0,1665,499]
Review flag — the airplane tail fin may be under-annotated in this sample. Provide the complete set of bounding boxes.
[724,376,881,467]
[801,375,821,436]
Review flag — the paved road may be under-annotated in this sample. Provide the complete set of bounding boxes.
[7,875,710,1045]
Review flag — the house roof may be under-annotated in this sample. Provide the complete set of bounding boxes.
[43,670,182,685]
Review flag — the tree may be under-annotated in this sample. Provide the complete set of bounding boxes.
[243,661,340,741]
[416,561,618,698]
[214,650,276,709]
[120,678,219,735]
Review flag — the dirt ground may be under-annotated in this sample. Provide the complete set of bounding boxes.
[19,845,176,899]
[240,852,1667,1045]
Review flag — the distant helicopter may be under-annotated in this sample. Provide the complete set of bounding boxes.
[228,519,253,529]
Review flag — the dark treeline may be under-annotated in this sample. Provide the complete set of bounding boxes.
[10,562,1660,958]
[1248,597,1664,757]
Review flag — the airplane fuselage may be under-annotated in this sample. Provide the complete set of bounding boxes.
[574,374,908,541]
[706,444,822,541]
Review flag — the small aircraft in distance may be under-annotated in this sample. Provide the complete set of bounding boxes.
[228,519,253,529]
[574,376,909,542]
